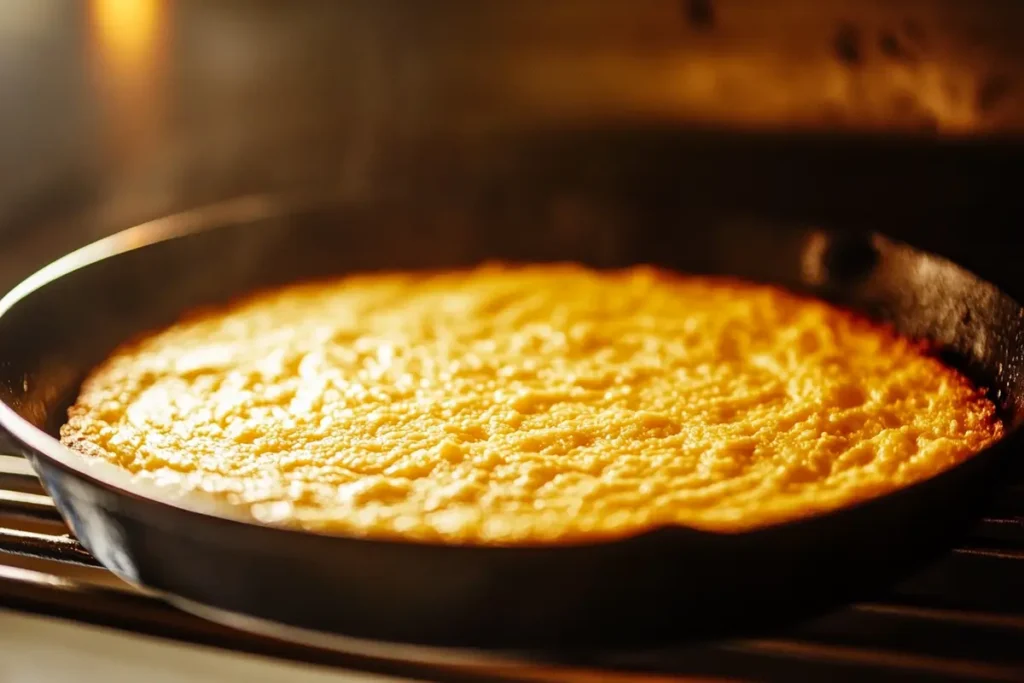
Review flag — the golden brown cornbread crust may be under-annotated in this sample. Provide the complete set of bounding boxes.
[60,264,1002,543]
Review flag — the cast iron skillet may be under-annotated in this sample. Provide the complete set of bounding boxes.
[0,195,1021,650]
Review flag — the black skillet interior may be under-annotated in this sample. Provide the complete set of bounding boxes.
[0,197,1022,649]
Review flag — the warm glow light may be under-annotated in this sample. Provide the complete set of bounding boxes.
[87,0,168,173]
[90,0,162,75]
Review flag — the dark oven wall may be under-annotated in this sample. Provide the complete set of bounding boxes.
[1,0,1023,297]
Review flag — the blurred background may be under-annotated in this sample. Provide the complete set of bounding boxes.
[1,0,1023,289]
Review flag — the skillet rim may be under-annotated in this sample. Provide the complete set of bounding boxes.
[0,193,1019,551]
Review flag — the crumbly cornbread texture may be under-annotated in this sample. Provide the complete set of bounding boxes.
[61,265,1002,543]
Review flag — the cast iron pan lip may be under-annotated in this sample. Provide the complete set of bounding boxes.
[0,194,1019,551]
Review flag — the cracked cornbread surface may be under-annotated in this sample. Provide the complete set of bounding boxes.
[60,264,1002,543]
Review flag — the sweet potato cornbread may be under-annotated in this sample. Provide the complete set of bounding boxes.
[60,265,1002,543]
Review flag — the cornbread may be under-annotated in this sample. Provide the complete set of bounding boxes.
[60,264,1002,543]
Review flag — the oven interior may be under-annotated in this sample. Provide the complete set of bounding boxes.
[1,0,1023,680]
